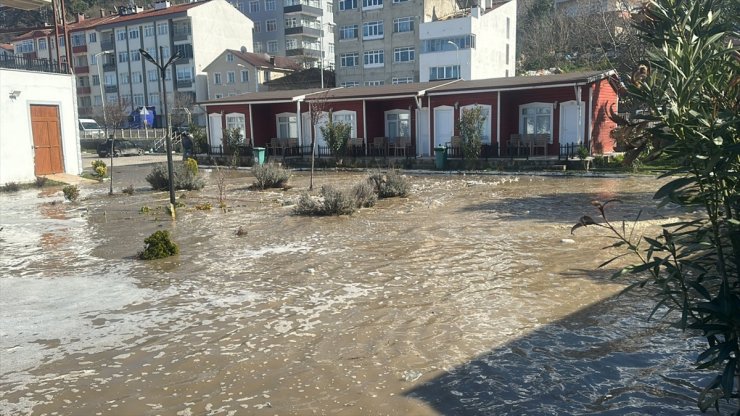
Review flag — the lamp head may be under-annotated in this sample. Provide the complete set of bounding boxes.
[139,48,156,64]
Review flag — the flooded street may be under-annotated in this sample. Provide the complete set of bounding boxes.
[0,167,718,415]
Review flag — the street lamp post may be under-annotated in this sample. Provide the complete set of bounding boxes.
[447,40,461,80]
[95,50,114,195]
[140,46,182,214]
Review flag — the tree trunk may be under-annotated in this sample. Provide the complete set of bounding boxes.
[309,134,316,191]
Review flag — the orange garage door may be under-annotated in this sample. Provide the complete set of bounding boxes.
[31,105,64,176]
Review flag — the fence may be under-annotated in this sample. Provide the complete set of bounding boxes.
[0,54,68,74]
[558,143,584,160]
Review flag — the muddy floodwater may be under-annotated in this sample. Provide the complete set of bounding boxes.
[0,168,721,415]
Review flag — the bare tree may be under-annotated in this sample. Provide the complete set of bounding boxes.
[100,98,131,133]
[171,92,195,128]
[305,91,328,191]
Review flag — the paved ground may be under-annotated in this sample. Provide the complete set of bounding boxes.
[82,151,170,167]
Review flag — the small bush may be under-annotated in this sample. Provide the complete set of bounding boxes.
[577,145,590,160]
[122,185,135,195]
[139,230,179,260]
[145,161,205,191]
[320,185,356,216]
[195,202,212,210]
[35,176,47,187]
[62,185,79,201]
[369,170,410,198]
[352,180,377,208]
[295,192,324,216]
[2,182,20,192]
[253,162,290,189]
[91,160,107,177]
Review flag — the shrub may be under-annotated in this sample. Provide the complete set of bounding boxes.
[457,105,485,160]
[122,185,135,195]
[369,170,410,198]
[253,162,290,189]
[35,176,47,187]
[195,202,212,210]
[320,112,352,156]
[576,145,589,160]
[91,160,107,177]
[295,192,324,216]
[2,182,20,192]
[145,161,205,191]
[139,230,179,260]
[352,180,377,208]
[62,185,79,201]
[320,185,356,216]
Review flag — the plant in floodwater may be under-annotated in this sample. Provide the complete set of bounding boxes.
[139,230,179,260]
[140,206,150,213]
[368,170,410,198]
[456,105,485,161]
[62,185,79,201]
[122,185,135,195]
[91,160,107,178]
[1,182,20,192]
[252,162,290,190]
[294,185,357,216]
[352,180,377,208]
[195,202,212,210]
[145,162,205,191]
[574,0,740,411]
[35,176,47,188]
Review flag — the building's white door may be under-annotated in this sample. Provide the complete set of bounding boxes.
[433,106,454,147]
[208,113,222,148]
[559,101,584,146]
[416,108,430,156]
[301,112,328,152]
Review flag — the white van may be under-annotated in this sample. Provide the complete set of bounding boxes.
[79,118,105,138]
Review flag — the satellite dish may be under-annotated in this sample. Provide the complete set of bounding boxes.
[240,46,247,53]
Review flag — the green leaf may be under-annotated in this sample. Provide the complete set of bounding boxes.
[654,177,696,200]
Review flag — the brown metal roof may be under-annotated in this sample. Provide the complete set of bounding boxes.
[94,1,207,28]
[228,49,300,71]
[200,71,616,106]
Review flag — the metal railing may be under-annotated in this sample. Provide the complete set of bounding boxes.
[0,54,68,74]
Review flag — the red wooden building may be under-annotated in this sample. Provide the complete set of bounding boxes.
[201,70,619,158]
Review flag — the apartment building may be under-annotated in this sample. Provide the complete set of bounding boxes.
[203,48,299,98]
[12,0,254,125]
[333,0,515,87]
[230,0,334,70]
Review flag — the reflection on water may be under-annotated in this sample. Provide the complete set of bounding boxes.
[0,173,720,415]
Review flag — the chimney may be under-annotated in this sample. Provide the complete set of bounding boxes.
[269,56,275,66]
[76,13,85,23]
[154,0,171,10]
[99,8,105,17]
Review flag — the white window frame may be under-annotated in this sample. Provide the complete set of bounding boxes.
[363,49,384,68]
[144,25,155,37]
[340,52,359,67]
[332,110,358,138]
[385,109,410,139]
[249,0,259,12]
[266,19,277,32]
[227,71,236,84]
[214,72,222,85]
[362,0,382,10]
[226,112,247,143]
[340,25,358,40]
[460,104,492,144]
[393,46,414,62]
[240,70,249,83]
[276,112,298,139]
[393,16,414,33]
[265,0,276,10]
[362,21,383,40]
[392,77,413,84]
[338,0,357,10]
[519,102,554,143]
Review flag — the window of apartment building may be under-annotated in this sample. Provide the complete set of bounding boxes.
[37,39,46,51]
[392,76,413,84]
[215,93,223,99]
[264,0,275,10]
[177,66,193,80]
[285,17,298,28]
[340,52,359,67]
[286,38,297,50]
[118,51,128,62]
[77,76,90,87]
[75,55,88,67]
[520,104,552,140]
[394,46,414,62]
[266,20,277,32]
[506,44,510,65]
[227,71,236,84]
[327,2,333,12]
[131,50,141,61]
[254,42,264,53]
[421,35,475,53]
[506,17,510,39]
[393,16,414,33]
[253,21,262,33]
[362,21,383,39]
[129,28,139,39]
[120,73,130,84]
[365,80,384,86]
[133,94,144,106]
[161,46,170,60]
[393,0,408,2]
[164,70,172,81]
[149,93,159,106]
[429,65,460,80]
[340,81,360,87]
[148,70,158,82]
[17,40,34,53]
[226,53,234,62]
[363,49,384,67]
[88,32,97,43]
[157,23,168,35]
[132,72,143,83]
[174,44,193,59]
[267,40,278,53]
[339,25,358,40]
[276,113,297,139]
[328,42,334,54]
[249,0,259,12]
[144,25,155,37]
[78,96,92,108]
[92,75,100,86]
[58,35,65,47]
[338,0,356,11]
[71,33,85,46]
[94,95,102,106]
[116,29,127,41]
[241,70,249,83]
[362,0,382,9]
[214,72,222,85]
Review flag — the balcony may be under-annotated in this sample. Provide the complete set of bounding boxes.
[284,3,322,15]
[76,65,89,74]
[102,62,116,71]
[0,54,68,74]
[78,107,94,116]
[77,86,91,94]
[100,40,114,51]
[104,85,118,93]
[286,47,321,58]
[172,29,191,42]
[285,26,322,37]
[72,44,87,53]
[176,79,193,88]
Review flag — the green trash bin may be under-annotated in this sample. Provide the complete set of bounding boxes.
[253,147,266,165]
[434,146,447,170]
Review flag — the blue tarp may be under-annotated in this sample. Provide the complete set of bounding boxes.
[130,106,156,128]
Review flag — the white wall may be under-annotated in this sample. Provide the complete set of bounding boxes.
[0,69,82,185]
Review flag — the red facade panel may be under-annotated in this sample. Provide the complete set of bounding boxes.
[590,78,618,154]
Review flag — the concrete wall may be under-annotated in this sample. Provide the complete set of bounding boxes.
[0,69,82,185]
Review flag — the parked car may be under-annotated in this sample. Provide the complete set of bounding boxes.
[97,140,144,157]
[79,118,105,139]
